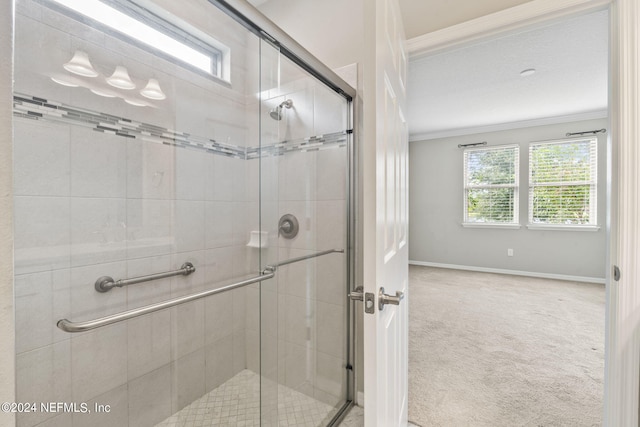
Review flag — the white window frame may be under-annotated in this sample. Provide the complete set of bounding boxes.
[463,144,520,228]
[527,137,598,231]
[48,0,230,82]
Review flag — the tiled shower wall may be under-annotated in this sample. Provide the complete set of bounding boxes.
[13,1,261,426]
[14,1,351,426]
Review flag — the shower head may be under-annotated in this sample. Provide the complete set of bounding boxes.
[269,99,293,121]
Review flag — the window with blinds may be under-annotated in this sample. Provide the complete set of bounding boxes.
[528,138,597,226]
[463,145,519,224]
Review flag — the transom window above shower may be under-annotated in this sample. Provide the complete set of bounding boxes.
[46,0,231,82]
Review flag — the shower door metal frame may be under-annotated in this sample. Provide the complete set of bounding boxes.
[207,1,358,425]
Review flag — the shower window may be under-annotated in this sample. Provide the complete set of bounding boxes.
[46,0,229,80]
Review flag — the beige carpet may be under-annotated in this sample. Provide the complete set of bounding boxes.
[408,266,605,427]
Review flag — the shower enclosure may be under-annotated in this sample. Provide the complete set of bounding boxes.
[12,0,355,425]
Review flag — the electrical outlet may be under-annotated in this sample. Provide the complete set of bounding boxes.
[507,248,514,257]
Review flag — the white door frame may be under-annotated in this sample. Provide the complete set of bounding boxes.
[406,0,640,425]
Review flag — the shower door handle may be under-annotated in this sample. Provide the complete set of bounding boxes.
[348,286,364,301]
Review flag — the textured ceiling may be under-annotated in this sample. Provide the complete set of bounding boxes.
[407,10,609,140]
[398,0,533,38]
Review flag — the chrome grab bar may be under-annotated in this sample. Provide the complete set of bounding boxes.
[57,248,344,333]
[263,249,344,272]
[95,262,196,293]
[57,271,275,333]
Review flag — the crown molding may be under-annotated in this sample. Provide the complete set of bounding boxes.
[407,0,611,59]
[409,110,608,142]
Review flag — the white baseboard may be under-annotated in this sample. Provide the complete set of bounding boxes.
[409,260,606,284]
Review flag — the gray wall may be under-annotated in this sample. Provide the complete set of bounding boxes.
[409,118,608,280]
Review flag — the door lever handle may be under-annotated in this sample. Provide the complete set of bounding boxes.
[378,287,404,311]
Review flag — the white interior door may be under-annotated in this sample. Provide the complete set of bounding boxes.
[362,0,408,424]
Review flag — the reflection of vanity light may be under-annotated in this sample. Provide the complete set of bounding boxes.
[90,88,117,98]
[520,68,536,77]
[140,78,166,100]
[106,66,136,90]
[51,76,80,87]
[124,98,147,107]
[63,50,99,77]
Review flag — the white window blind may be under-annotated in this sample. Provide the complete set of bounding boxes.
[463,145,519,224]
[528,138,597,226]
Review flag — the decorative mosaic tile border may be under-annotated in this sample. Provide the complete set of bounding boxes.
[13,93,349,159]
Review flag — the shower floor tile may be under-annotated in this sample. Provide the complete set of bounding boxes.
[155,370,339,427]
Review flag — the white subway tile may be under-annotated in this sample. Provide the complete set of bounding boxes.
[283,342,315,393]
[15,270,70,354]
[313,86,348,136]
[205,201,234,249]
[205,155,235,202]
[245,329,260,373]
[316,200,346,251]
[16,341,71,427]
[69,198,127,267]
[170,300,204,360]
[278,150,317,202]
[277,248,316,299]
[204,334,233,392]
[174,200,205,253]
[316,301,346,360]
[127,311,172,381]
[244,286,259,332]
[13,120,70,197]
[316,146,347,201]
[13,196,71,275]
[316,253,346,307]
[70,127,126,198]
[171,349,206,412]
[72,384,129,427]
[316,351,346,399]
[285,294,315,347]
[232,329,246,374]
[204,291,233,345]
[204,247,234,286]
[175,147,207,201]
[126,139,176,200]
[70,323,128,401]
[128,366,172,427]
[126,199,174,259]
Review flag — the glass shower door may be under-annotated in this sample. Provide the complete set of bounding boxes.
[13,1,264,426]
[260,42,352,426]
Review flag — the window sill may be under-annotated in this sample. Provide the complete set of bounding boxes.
[462,223,521,230]
[526,224,601,231]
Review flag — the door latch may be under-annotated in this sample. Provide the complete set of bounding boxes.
[349,286,376,314]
